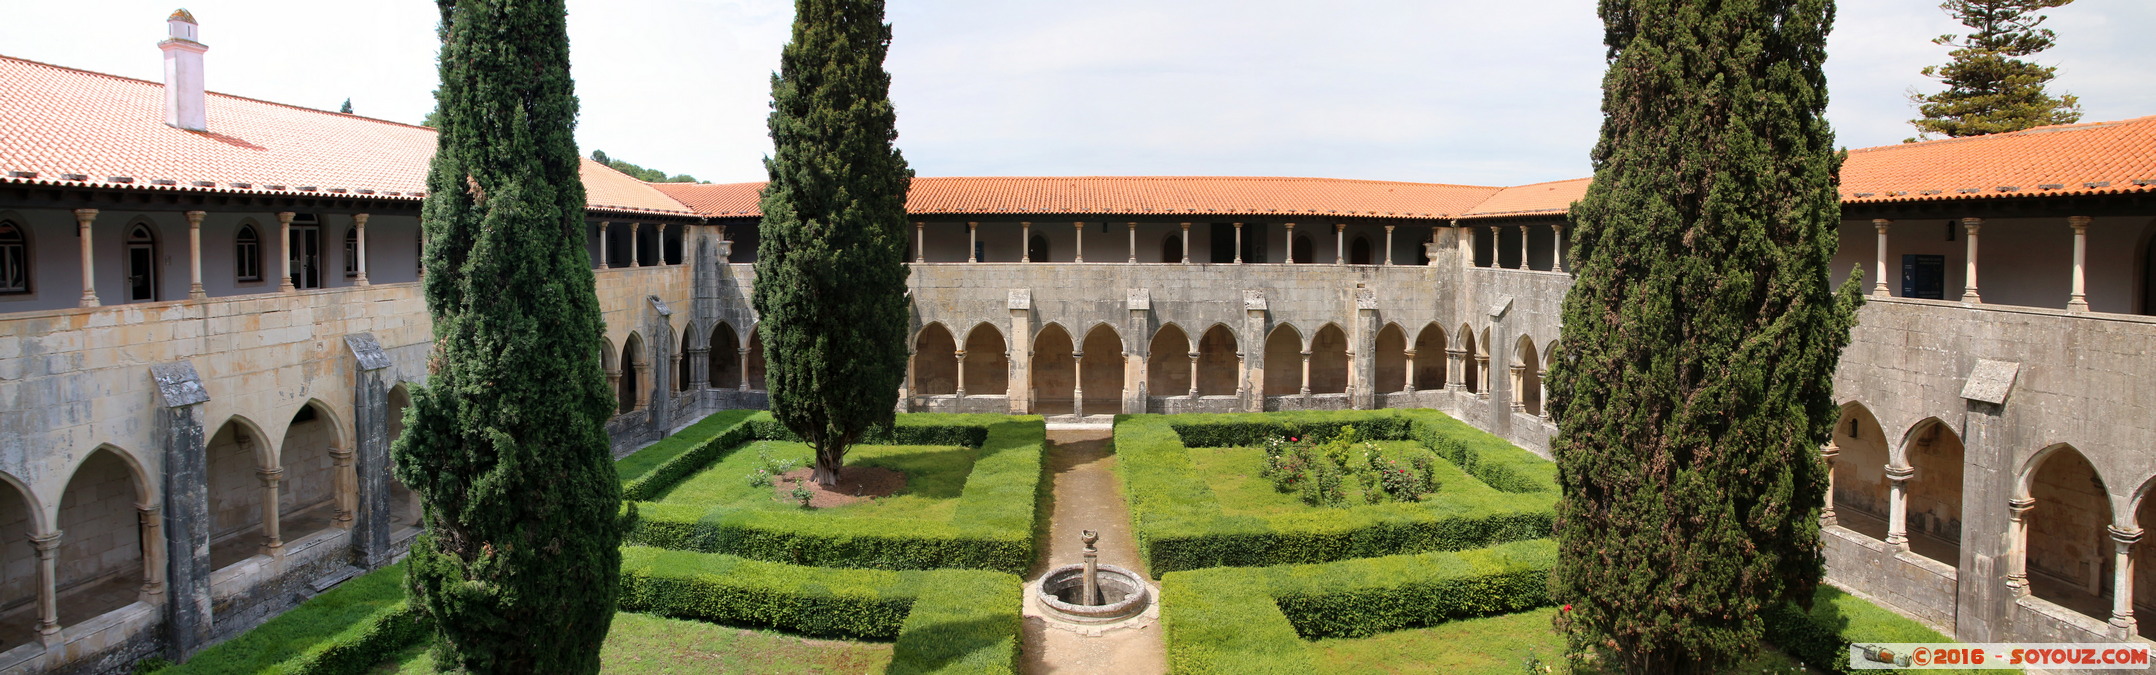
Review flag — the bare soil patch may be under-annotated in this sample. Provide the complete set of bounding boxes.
[771,466,907,507]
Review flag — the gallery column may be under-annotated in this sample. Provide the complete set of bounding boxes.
[1960,217,1982,303]
[278,211,296,291]
[2108,526,2141,635]
[353,213,371,285]
[2067,216,2091,311]
[1884,464,1914,550]
[186,210,207,299]
[1872,219,1891,297]
[76,208,100,307]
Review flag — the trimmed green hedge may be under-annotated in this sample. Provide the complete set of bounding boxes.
[1765,585,2011,675]
[621,413,1046,573]
[1161,540,1555,672]
[619,409,762,501]
[160,563,426,675]
[1118,410,1556,575]
[618,546,1020,672]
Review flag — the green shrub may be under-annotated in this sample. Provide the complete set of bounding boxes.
[1162,540,1555,671]
[620,411,763,501]
[622,415,1045,573]
[1764,585,2011,675]
[617,547,1020,662]
[1119,410,1555,575]
[161,563,425,675]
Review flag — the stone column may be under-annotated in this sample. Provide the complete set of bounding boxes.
[1872,219,1891,297]
[1509,363,1528,412]
[1127,222,1137,264]
[1284,223,1297,264]
[916,221,926,263]
[1475,352,1491,399]
[186,210,207,299]
[1008,291,1032,413]
[1179,223,1191,263]
[1384,225,1395,265]
[670,350,683,392]
[151,360,212,656]
[1458,223,1474,268]
[1334,224,1346,265]
[1537,368,1550,419]
[598,221,610,269]
[1820,443,1839,526]
[2109,526,2142,635]
[331,446,356,528]
[968,222,978,263]
[1298,350,1312,396]
[686,348,709,391]
[737,348,750,392]
[1551,223,1566,273]
[1517,224,1530,270]
[258,467,284,556]
[1487,226,1500,269]
[1071,349,1085,418]
[32,532,59,644]
[1885,464,1915,549]
[629,222,642,267]
[1021,222,1032,263]
[954,350,968,398]
[657,224,672,266]
[1232,222,1243,264]
[1960,217,1982,303]
[345,334,396,569]
[278,211,296,291]
[606,368,622,400]
[1403,350,1418,393]
[137,504,166,603]
[2068,216,2091,311]
[1187,351,1200,398]
[2005,497,2035,597]
[76,208,100,307]
[1074,222,1086,263]
[1241,291,1266,412]
[353,213,371,285]
[1445,349,1466,391]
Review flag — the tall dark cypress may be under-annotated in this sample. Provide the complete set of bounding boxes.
[753,0,914,486]
[1548,0,1862,672]
[394,0,620,671]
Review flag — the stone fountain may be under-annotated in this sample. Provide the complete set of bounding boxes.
[1034,530,1152,625]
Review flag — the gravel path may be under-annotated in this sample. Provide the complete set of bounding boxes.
[1020,427,1167,675]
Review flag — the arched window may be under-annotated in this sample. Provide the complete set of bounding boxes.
[0,221,28,294]
[1161,234,1183,263]
[235,225,262,281]
[126,223,158,302]
[1293,235,1315,264]
[343,227,359,278]
[1350,236,1372,265]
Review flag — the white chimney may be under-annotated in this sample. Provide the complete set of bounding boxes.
[159,9,208,131]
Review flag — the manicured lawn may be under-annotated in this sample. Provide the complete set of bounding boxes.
[654,440,978,522]
[375,612,894,674]
[617,409,760,487]
[1309,608,1810,674]
[162,562,411,675]
[1186,439,1496,517]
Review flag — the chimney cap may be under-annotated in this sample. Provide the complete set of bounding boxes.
[169,8,197,24]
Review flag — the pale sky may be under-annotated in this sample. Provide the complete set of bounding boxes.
[5,1,2151,187]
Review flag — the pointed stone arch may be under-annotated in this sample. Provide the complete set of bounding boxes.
[277,400,351,549]
[619,332,646,413]
[1412,323,1447,391]
[1032,323,1076,415]
[708,321,743,389]
[2020,443,2115,622]
[1148,323,1194,398]
[1900,417,1964,566]
[1196,324,1239,396]
[745,326,767,390]
[1263,323,1304,397]
[1456,323,1479,394]
[963,323,1010,396]
[386,383,421,530]
[56,445,155,627]
[1514,336,1541,415]
[1374,323,1408,394]
[1079,324,1125,416]
[206,415,271,570]
[1308,324,1349,395]
[1831,402,1892,542]
[912,323,959,396]
[0,471,40,651]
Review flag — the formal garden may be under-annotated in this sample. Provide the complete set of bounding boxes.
[137,407,2001,674]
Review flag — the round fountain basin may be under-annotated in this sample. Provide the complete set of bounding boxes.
[1035,563,1151,624]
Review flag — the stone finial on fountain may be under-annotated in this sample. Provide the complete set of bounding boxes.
[1081,530,1102,605]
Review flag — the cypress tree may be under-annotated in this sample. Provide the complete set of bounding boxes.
[393,0,620,671]
[1548,0,1862,672]
[753,0,914,487]
[1909,0,2081,139]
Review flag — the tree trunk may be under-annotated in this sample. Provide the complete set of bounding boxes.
[812,443,845,487]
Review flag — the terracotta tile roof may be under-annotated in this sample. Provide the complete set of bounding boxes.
[1838,115,2156,203]
[1462,178,1592,217]
[655,176,1507,220]
[0,54,694,217]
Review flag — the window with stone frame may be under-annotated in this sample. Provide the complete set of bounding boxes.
[344,227,359,277]
[0,220,27,293]
[235,224,262,281]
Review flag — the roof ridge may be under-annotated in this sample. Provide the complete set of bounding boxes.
[1845,114,2156,154]
[0,52,439,133]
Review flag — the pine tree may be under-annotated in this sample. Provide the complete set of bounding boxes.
[339,98,353,114]
[1549,0,1862,672]
[1909,0,2081,139]
[393,0,620,671]
[753,0,913,487]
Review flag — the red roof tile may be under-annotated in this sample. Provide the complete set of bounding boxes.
[1463,178,1592,217]
[1839,116,2156,203]
[0,54,694,216]
[655,176,1506,220]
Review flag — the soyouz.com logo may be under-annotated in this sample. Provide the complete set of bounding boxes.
[1849,643,2153,669]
